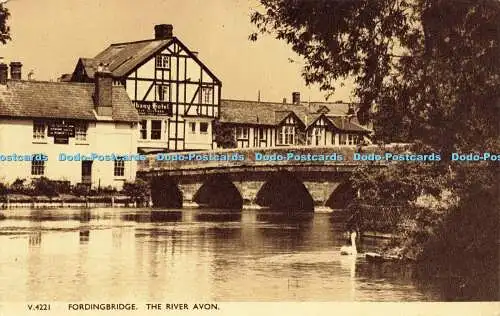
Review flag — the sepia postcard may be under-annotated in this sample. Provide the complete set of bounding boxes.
[0,0,498,315]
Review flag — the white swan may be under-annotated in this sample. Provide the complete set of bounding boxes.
[340,231,358,255]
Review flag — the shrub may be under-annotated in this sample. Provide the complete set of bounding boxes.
[0,182,7,196]
[9,178,32,195]
[122,179,150,206]
[32,177,59,198]
[72,183,90,197]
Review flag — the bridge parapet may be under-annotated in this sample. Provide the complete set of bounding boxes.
[138,144,413,173]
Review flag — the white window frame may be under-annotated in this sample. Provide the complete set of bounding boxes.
[33,120,46,140]
[114,159,125,177]
[75,122,88,141]
[31,159,45,176]
[155,55,170,69]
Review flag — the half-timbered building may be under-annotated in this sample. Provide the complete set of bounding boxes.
[0,62,139,189]
[70,24,221,153]
[218,92,372,149]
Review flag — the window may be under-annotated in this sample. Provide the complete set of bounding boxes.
[284,126,295,145]
[201,86,213,104]
[189,122,196,133]
[200,122,209,134]
[75,122,88,141]
[308,127,322,146]
[33,121,46,140]
[340,134,347,145]
[236,127,249,139]
[151,120,162,140]
[254,127,267,147]
[140,120,147,139]
[31,160,45,176]
[114,159,125,177]
[155,55,170,69]
[156,84,169,101]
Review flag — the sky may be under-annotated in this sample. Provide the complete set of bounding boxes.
[0,0,354,103]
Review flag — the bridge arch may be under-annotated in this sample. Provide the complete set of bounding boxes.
[325,181,357,209]
[150,175,183,208]
[193,174,243,209]
[256,171,314,211]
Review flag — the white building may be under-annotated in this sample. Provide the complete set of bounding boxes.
[0,62,139,189]
[69,24,221,153]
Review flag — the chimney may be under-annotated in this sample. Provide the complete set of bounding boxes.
[94,63,113,116]
[292,92,300,104]
[0,63,7,85]
[282,98,287,104]
[155,24,173,39]
[10,62,22,80]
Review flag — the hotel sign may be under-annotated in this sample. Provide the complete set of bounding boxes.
[48,121,75,137]
[135,101,172,116]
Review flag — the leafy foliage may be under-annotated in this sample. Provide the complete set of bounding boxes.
[251,1,499,295]
[213,120,237,149]
[32,177,59,198]
[122,179,150,205]
[0,4,10,44]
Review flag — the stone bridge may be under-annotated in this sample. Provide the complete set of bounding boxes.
[137,144,411,211]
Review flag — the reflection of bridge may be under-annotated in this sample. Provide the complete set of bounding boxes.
[137,145,409,211]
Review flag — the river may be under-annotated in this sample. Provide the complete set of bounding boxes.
[0,208,458,301]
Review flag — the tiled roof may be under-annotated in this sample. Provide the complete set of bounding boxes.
[220,99,370,133]
[84,39,172,78]
[329,116,370,132]
[0,80,139,122]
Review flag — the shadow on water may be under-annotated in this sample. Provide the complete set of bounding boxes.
[256,210,314,224]
[121,210,183,223]
[195,211,242,222]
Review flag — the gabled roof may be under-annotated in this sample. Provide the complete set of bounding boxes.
[0,80,139,122]
[73,37,221,84]
[220,99,370,133]
[92,39,172,78]
[329,116,370,133]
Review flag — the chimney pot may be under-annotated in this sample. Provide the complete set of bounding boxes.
[155,24,173,39]
[10,61,22,80]
[0,63,7,85]
[94,67,113,116]
[292,92,300,104]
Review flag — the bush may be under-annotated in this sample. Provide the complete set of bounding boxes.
[99,185,117,195]
[0,182,7,196]
[32,177,59,198]
[122,179,150,206]
[72,183,90,197]
[9,178,33,195]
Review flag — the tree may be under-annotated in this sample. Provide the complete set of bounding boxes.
[0,3,11,44]
[250,0,500,151]
[122,179,150,206]
[213,119,237,149]
[250,0,499,299]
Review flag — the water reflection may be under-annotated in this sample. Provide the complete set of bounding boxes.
[0,207,468,301]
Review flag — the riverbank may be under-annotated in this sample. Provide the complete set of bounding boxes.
[0,194,138,209]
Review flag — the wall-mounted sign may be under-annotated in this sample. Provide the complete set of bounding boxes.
[135,101,172,116]
[48,121,76,137]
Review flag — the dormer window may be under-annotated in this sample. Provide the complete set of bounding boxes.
[155,55,170,69]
